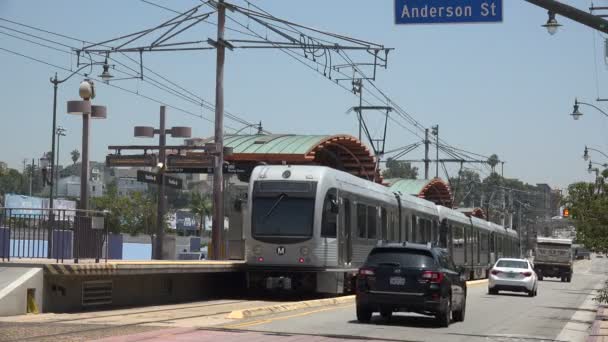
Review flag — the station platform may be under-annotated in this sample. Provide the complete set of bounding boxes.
[0,259,246,276]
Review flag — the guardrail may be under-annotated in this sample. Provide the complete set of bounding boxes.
[0,207,108,263]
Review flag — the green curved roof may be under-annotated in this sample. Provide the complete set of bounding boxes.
[385,179,431,195]
[222,134,331,155]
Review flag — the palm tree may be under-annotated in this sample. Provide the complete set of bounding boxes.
[71,149,80,165]
[190,192,212,237]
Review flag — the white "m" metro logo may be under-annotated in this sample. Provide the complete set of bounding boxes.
[276,246,286,255]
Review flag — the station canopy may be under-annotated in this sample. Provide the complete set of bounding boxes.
[192,134,381,182]
[385,178,453,208]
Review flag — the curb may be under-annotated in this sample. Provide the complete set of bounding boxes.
[587,305,605,342]
[466,279,488,286]
[227,295,355,319]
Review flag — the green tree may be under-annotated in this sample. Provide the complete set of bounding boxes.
[71,149,80,165]
[0,168,24,196]
[382,158,418,179]
[190,192,212,236]
[487,154,500,173]
[91,183,161,236]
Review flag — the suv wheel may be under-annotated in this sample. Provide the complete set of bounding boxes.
[488,288,498,295]
[453,297,466,322]
[356,304,372,323]
[436,297,451,327]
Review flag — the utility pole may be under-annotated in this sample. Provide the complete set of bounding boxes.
[55,127,66,196]
[424,128,430,179]
[29,158,34,196]
[353,79,363,141]
[212,0,227,260]
[155,106,167,260]
[431,125,439,178]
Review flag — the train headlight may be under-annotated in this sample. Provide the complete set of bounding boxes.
[253,245,263,256]
[300,246,310,256]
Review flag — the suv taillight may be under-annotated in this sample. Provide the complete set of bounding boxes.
[522,271,532,277]
[359,268,375,277]
[491,269,500,275]
[420,271,444,283]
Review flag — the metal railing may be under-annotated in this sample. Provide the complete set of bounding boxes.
[0,207,108,263]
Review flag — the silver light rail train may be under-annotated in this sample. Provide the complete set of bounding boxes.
[243,165,519,294]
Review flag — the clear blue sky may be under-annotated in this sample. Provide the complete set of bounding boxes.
[1,0,607,189]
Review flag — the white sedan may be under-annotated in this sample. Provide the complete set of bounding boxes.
[488,258,538,297]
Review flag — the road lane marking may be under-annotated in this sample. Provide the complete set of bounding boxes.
[466,279,488,287]
[223,304,351,329]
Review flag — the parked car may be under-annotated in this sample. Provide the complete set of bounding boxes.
[355,242,467,327]
[488,258,538,297]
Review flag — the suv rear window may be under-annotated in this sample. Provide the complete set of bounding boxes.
[366,248,436,268]
[496,260,528,269]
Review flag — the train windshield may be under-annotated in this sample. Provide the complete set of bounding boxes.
[251,181,317,240]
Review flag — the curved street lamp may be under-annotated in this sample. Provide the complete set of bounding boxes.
[583,146,608,161]
[542,11,562,35]
[588,160,607,172]
[571,98,608,120]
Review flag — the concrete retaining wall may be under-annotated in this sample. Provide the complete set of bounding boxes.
[0,267,43,316]
[44,271,245,313]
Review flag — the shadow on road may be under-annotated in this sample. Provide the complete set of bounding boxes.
[485,292,530,298]
[541,305,597,313]
[347,313,453,329]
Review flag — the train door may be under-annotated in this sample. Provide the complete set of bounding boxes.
[339,198,353,265]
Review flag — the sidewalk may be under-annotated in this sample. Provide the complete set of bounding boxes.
[588,306,607,342]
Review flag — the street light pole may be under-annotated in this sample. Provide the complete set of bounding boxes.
[156,106,167,260]
[212,0,226,260]
[81,109,90,212]
[55,127,66,195]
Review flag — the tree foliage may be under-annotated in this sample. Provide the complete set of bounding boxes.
[382,158,418,179]
[190,192,212,234]
[71,149,80,165]
[0,168,24,197]
[91,182,162,235]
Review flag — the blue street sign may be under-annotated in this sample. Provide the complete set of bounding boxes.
[395,0,502,25]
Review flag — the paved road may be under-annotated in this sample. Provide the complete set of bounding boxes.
[0,258,605,342]
[216,258,607,342]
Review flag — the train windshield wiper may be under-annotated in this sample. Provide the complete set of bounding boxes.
[262,193,287,222]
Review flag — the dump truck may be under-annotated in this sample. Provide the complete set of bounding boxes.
[534,237,573,282]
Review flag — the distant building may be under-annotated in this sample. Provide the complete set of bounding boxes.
[56,175,104,198]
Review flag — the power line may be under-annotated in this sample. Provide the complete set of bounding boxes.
[0,46,243,130]
[0,15,258,130]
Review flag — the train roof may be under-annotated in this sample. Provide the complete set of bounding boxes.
[537,237,572,245]
[436,205,471,226]
[251,165,394,201]
[397,191,439,216]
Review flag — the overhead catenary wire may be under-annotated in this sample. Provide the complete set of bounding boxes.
[0,15,260,131]
[0,46,244,131]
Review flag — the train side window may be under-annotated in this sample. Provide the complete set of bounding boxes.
[367,205,377,239]
[321,190,338,238]
[357,203,366,238]
[380,208,388,241]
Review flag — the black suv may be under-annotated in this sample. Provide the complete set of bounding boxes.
[356,243,467,327]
